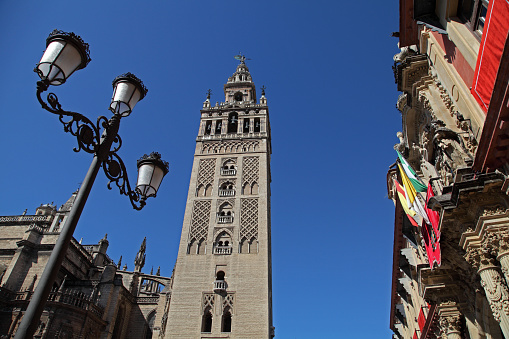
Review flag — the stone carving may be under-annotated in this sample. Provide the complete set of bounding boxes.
[432,125,472,186]
[134,237,146,272]
[197,159,216,187]
[242,156,259,187]
[240,198,258,244]
[159,293,171,338]
[481,274,509,322]
[482,206,507,217]
[439,314,462,337]
[202,293,214,312]
[201,140,260,154]
[189,200,212,244]
[394,132,406,153]
[223,292,234,313]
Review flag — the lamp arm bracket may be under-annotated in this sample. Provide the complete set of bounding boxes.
[36,81,103,154]
[102,151,146,211]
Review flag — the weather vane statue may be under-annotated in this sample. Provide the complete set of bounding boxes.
[234,53,251,64]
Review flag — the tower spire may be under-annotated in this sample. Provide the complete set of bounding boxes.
[134,237,146,272]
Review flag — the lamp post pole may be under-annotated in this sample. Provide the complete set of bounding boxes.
[14,30,169,338]
[15,115,119,338]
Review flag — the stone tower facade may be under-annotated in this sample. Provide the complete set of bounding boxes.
[157,59,274,338]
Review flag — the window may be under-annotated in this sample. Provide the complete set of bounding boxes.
[204,120,212,135]
[202,307,213,332]
[227,112,238,134]
[457,0,490,39]
[222,308,232,332]
[243,118,250,133]
[476,0,489,34]
[215,121,222,134]
[254,118,261,132]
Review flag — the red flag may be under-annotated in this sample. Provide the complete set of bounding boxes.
[423,183,441,268]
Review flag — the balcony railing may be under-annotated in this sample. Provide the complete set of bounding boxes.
[213,280,227,293]
[9,288,104,318]
[214,245,232,255]
[221,168,236,176]
[217,215,233,223]
[219,189,235,197]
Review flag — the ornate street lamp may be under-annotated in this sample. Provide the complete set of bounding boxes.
[14,30,169,338]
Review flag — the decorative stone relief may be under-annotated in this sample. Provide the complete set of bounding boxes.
[159,293,171,338]
[240,198,258,242]
[201,140,260,154]
[242,156,259,187]
[202,293,214,313]
[189,200,211,243]
[197,159,216,187]
[223,293,234,313]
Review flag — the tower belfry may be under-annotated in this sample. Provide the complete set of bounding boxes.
[158,59,273,338]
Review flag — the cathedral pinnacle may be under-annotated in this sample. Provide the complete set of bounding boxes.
[134,237,146,272]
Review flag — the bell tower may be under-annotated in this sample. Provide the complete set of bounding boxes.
[159,58,273,338]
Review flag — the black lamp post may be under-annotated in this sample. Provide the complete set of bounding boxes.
[14,30,169,338]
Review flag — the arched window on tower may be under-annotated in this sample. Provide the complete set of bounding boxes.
[222,307,232,332]
[204,120,212,135]
[254,118,261,133]
[215,121,222,134]
[202,306,213,332]
[217,203,233,223]
[219,182,235,197]
[227,112,238,134]
[221,160,236,176]
[214,271,227,293]
[243,118,250,133]
[214,231,232,254]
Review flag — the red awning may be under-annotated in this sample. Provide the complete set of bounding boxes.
[472,0,509,112]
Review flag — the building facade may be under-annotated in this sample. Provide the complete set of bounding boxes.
[388,0,509,338]
[152,58,274,339]
[0,192,171,338]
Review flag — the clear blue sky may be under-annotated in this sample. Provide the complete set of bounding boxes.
[0,1,402,338]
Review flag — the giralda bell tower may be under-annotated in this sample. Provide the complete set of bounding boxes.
[161,58,274,338]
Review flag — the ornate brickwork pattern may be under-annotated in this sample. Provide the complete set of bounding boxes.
[201,140,260,154]
[217,199,235,209]
[223,292,234,312]
[219,178,236,186]
[197,159,216,186]
[189,200,211,242]
[240,198,258,241]
[202,293,215,313]
[242,156,259,186]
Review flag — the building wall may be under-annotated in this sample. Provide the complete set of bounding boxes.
[389,0,509,338]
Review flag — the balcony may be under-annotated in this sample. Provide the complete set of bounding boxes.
[214,245,232,255]
[217,215,233,223]
[219,189,235,197]
[221,168,236,176]
[213,280,227,293]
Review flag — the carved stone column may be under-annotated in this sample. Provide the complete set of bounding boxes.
[466,246,509,337]
[496,232,509,286]
[434,301,463,339]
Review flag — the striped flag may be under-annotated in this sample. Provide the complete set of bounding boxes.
[397,151,427,192]
[394,179,419,227]
[398,163,430,225]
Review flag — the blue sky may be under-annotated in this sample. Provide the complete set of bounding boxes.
[0,1,402,338]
